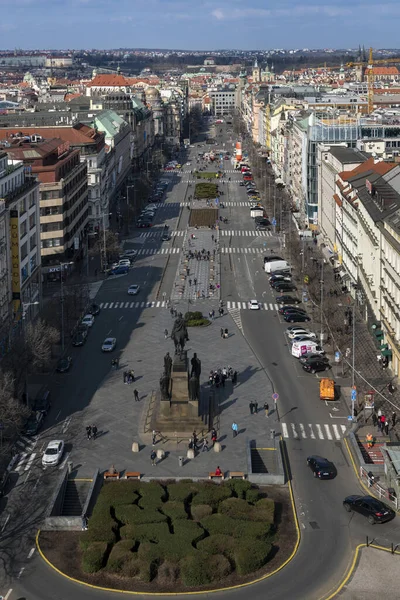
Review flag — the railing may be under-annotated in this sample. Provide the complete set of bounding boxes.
[360,466,398,509]
[4,177,37,203]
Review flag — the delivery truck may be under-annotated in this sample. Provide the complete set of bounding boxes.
[264,260,291,274]
[292,340,319,358]
[319,378,335,401]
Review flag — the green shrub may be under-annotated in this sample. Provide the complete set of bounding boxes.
[194,182,218,199]
[80,503,117,549]
[119,555,141,577]
[184,311,203,321]
[234,540,272,575]
[225,479,252,499]
[180,552,213,586]
[160,536,195,562]
[212,554,232,579]
[167,482,200,503]
[106,540,135,573]
[137,482,166,508]
[81,542,108,573]
[132,522,171,543]
[174,520,205,545]
[186,318,210,327]
[219,497,251,519]
[255,498,275,523]
[246,488,262,504]
[157,561,180,586]
[161,501,188,521]
[200,514,271,540]
[197,534,235,558]
[115,505,167,525]
[137,542,163,582]
[191,483,232,509]
[191,504,213,521]
[99,480,140,506]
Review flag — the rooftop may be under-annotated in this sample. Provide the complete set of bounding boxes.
[329,146,367,163]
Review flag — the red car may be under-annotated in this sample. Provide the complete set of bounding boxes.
[244,175,253,181]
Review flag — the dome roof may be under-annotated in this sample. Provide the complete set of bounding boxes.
[146,86,160,98]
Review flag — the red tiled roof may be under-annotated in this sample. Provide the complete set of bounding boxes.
[64,93,83,102]
[339,157,396,181]
[374,88,400,94]
[0,124,103,146]
[87,74,130,87]
[371,67,399,75]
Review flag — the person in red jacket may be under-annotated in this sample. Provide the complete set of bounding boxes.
[215,466,222,476]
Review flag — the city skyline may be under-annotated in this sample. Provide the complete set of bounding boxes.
[1,0,400,51]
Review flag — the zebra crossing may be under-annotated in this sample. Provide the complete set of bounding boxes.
[221,247,265,255]
[281,422,348,441]
[99,300,169,310]
[159,201,263,209]
[13,435,38,473]
[220,230,272,237]
[134,247,182,256]
[226,301,279,310]
[139,230,185,239]
[228,307,243,332]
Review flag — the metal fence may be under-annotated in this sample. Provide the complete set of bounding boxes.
[360,465,398,509]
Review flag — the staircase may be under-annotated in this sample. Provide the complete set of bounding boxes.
[357,438,385,465]
[251,449,269,473]
[61,479,91,516]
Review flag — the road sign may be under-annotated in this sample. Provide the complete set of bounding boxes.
[351,388,357,402]
[263,242,267,247]
[271,217,277,226]
[272,392,279,401]
[335,351,341,363]
[347,415,353,421]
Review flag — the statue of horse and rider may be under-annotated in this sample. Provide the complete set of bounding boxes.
[171,313,189,355]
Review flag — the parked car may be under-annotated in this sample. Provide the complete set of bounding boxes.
[302,360,331,374]
[299,351,327,363]
[307,456,336,479]
[270,274,292,284]
[109,266,129,276]
[284,312,311,323]
[123,249,137,257]
[81,314,95,328]
[24,411,44,436]
[274,283,297,292]
[33,388,51,414]
[56,356,72,373]
[343,495,395,524]
[288,329,316,340]
[128,284,140,295]
[279,305,307,314]
[102,337,117,352]
[72,332,86,347]
[239,181,245,186]
[88,303,100,316]
[42,440,64,467]
[291,334,318,345]
[264,256,284,263]
[76,324,89,337]
[277,295,301,305]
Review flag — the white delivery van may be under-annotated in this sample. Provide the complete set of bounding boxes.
[264,260,291,274]
[292,341,319,358]
[250,207,264,218]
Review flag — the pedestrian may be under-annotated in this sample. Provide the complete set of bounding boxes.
[123,371,128,384]
[380,415,386,432]
[232,371,238,385]
[385,419,389,436]
[366,433,373,448]
[232,421,238,437]
[220,327,224,338]
[164,328,168,339]
[92,425,98,440]
[249,401,254,415]
[367,471,375,487]
[392,412,397,428]
[115,357,119,369]
[134,389,139,402]
[151,450,157,466]
[215,466,222,476]
[81,513,88,531]
[201,438,209,452]
[86,425,92,440]
[189,279,192,286]
[152,430,157,446]
[377,408,382,419]
[211,428,217,446]
[192,431,198,448]
[254,401,258,413]
[194,278,197,286]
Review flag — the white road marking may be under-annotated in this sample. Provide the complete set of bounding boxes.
[324,424,333,440]
[5,589,13,600]
[308,424,316,439]
[341,425,347,434]
[24,453,36,471]
[332,424,341,440]
[27,547,35,559]
[15,453,28,473]
[17,567,25,579]
[109,302,114,308]
[55,410,61,420]
[315,424,324,439]
[299,423,307,438]
[281,422,289,438]
[1,514,10,532]
[62,416,72,434]
[290,423,298,438]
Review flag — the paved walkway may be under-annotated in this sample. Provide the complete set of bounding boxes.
[171,228,221,301]
[342,546,400,599]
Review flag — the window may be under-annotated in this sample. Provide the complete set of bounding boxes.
[29,191,36,208]
[21,241,28,261]
[20,220,27,238]
[29,213,36,230]
[20,198,27,215]
[30,254,37,272]
[21,264,28,283]
[30,234,37,252]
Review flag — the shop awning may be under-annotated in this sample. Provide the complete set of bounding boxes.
[381,349,393,358]
[374,329,384,338]
[338,270,350,280]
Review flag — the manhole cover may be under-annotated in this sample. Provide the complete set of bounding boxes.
[309,521,320,530]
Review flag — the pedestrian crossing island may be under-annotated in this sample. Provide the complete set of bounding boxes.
[281,422,347,441]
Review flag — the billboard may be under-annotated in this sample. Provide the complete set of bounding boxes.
[10,209,21,320]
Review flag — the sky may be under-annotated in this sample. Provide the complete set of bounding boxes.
[1,0,400,51]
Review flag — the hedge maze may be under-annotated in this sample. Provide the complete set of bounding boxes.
[80,479,276,588]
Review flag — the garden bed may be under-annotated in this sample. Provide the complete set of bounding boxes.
[194,182,218,199]
[39,482,297,593]
[194,171,219,179]
[184,311,210,327]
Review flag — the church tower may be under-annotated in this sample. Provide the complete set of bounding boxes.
[252,58,261,83]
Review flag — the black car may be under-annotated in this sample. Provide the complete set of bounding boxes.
[72,332,86,347]
[276,295,301,305]
[299,352,328,364]
[88,303,100,316]
[33,389,51,414]
[56,356,72,373]
[284,312,311,323]
[264,256,284,263]
[24,411,44,436]
[307,456,336,479]
[343,495,395,524]
[279,305,307,315]
[302,360,331,374]
[239,182,245,186]
[76,324,89,338]
[270,274,292,284]
[273,283,297,292]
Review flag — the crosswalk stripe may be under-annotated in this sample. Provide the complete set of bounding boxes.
[109,302,114,308]
[24,453,36,471]
[130,302,134,308]
[281,423,289,438]
[269,303,274,310]
[274,304,279,310]
[299,424,307,439]
[332,424,341,440]
[15,453,28,472]
[340,425,347,435]
[308,424,316,439]
[291,423,298,438]
[324,424,333,440]
[315,424,324,439]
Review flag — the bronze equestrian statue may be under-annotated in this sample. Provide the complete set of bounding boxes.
[171,313,189,354]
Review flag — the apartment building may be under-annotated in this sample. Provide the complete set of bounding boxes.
[207,87,237,116]
[0,138,88,281]
[0,151,41,330]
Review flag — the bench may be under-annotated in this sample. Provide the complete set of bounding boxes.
[124,471,141,480]
[229,471,246,480]
[209,471,225,480]
[104,471,120,480]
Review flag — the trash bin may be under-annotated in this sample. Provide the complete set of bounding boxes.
[179,456,184,467]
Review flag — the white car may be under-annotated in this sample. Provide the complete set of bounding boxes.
[102,337,116,352]
[128,284,140,295]
[123,249,137,257]
[249,300,260,310]
[287,329,317,340]
[118,259,131,268]
[186,162,191,165]
[81,314,95,328]
[42,440,64,467]
[146,204,158,211]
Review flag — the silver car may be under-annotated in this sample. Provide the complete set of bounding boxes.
[102,337,116,352]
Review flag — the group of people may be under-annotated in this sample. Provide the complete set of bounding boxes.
[220,328,229,339]
[123,370,135,384]
[188,428,218,454]
[371,408,396,436]
[209,366,237,387]
[219,216,228,224]
[85,425,98,440]
[111,358,119,369]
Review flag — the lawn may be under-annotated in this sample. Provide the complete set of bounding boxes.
[38,480,295,592]
[194,182,218,199]
[194,171,219,179]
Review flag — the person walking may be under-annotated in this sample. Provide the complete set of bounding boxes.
[211,428,217,446]
[254,401,258,414]
[152,430,157,446]
[194,278,197,286]
[134,389,139,402]
[380,414,386,433]
[232,421,238,437]
[201,438,209,452]
[366,433,373,449]
[220,328,224,338]
[392,412,397,428]
[264,402,269,418]
[151,450,157,466]
[92,425,98,440]
[385,419,390,436]
[164,329,169,339]
[189,279,192,287]
[86,425,92,440]
[249,401,254,415]
[192,431,198,449]
[232,371,238,385]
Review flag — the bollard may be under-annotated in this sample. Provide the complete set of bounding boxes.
[270,429,275,440]
[67,461,73,475]
[156,448,165,460]
[179,456,184,467]
[213,442,222,453]
[131,442,139,453]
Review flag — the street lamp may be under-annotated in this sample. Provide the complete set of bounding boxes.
[99,212,112,271]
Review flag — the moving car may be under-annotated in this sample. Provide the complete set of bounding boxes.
[307,456,336,479]
[137,221,152,228]
[81,314,95,328]
[56,356,72,373]
[109,266,129,275]
[88,303,100,316]
[42,440,64,467]
[302,360,331,373]
[239,182,245,186]
[128,284,140,295]
[123,249,137,257]
[249,300,260,310]
[343,495,395,524]
[162,230,171,241]
[299,351,327,363]
[277,295,301,305]
[284,312,311,323]
[33,389,51,414]
[102,337,117,352]
[24,411,44,436]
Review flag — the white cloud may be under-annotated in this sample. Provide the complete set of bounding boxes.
[210,4,354,20]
